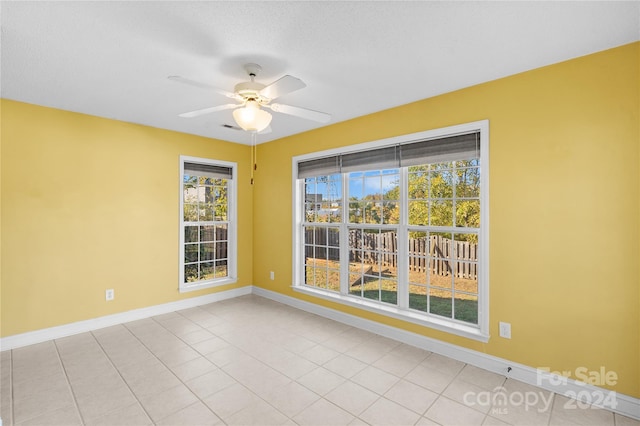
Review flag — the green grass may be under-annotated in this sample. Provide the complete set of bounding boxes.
[349,289,478,324]
[307,259,478,324]
[407,292,478,323]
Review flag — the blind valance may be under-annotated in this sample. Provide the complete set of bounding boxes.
[297,131,479,178]
[184,162,233,180]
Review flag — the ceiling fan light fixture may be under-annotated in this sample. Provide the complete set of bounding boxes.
[232,100,272,132]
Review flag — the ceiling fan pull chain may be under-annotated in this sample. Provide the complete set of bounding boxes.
[250,132,257,185]
[254,133,258,171]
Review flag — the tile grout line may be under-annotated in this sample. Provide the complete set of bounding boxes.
[6,298,632,426]
[426,358,475,423]
[52,339,87,426]
[89,329,155,425]
[77,306,480,425]
[547,392,557,426]
[321,351,414,424]
[341,352,402,423]
[10,350,14,426]
[200,307,401,423]
[208,303,440,424]
[201,305,396,421]
[150,309,303,423]
[122,319,230,424]
[446,358,499,423]
[170,305,386,422]
[353,340,481,423]
[356,350,434,423]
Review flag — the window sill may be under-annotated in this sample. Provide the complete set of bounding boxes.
[180,277,237,293]
[293,285,489,342]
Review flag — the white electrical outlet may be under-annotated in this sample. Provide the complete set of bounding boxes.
[270,271,275,280]
[105,289,114,301]
[499,321,511,339]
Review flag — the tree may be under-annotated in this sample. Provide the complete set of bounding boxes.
[387,162,480,242]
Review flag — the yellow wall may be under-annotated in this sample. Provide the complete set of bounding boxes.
[253,42,640,397]
[1,100,253,336]
[1,42,638,399]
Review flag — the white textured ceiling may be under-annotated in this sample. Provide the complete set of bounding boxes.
[1,1,638,145]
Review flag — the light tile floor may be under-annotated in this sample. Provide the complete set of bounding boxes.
[1,295,638,426]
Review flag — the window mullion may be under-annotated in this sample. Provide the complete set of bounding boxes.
[296,179,305,287]
[397,167,409,309]
[339,172,349,295]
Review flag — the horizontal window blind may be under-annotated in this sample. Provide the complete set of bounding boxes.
[297,156,341,179]
[297,131,480,178]
[341,145,399,173]
[184,162,233,179]
[400,132,480,167]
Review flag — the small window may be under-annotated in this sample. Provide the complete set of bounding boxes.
[180,156,237,292]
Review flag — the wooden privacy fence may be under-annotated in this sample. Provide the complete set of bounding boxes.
[200,226,228,260]
[408,234,477,280]
[305,228,477,280]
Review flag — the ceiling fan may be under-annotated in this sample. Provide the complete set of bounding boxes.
[169,63,331,133]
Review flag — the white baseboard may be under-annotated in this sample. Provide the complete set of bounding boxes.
[0,286,253,351]
[252,287,640,421]
[2,284,638,420]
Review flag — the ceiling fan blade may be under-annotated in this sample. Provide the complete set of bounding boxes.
[168,76,237,99]
[178,103,239,118]
[260,75,306,100]
[268,103,331,123]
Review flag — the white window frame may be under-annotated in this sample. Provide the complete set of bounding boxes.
[292,120,489,341]
[179,155,238,293]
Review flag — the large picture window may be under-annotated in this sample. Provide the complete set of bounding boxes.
[180,156,237,292]
[293,121,489,340]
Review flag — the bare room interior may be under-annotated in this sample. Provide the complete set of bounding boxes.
[1,2,639,426]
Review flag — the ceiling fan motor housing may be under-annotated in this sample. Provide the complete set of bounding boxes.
[234,81,268,103]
